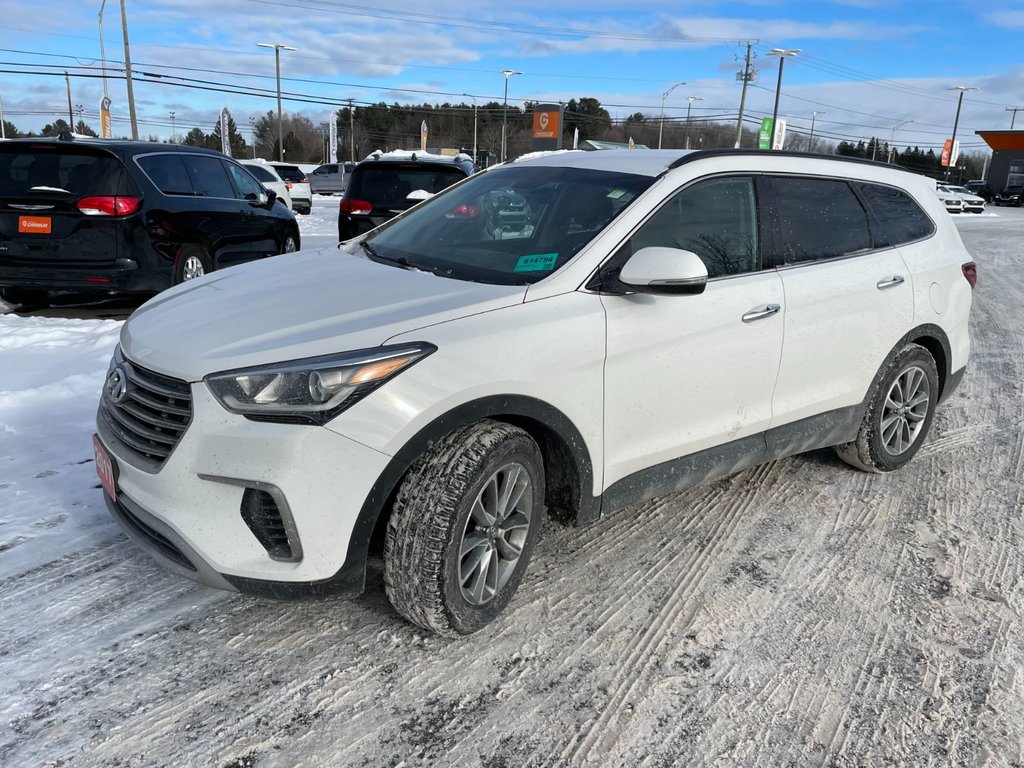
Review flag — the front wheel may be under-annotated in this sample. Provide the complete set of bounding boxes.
[836,343,938,473]
[384,420,544,636]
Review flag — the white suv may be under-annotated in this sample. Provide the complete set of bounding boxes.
[94,150,975,636]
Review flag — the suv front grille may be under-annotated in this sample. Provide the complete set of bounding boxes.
[99,358,192,469]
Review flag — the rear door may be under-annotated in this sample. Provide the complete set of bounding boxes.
[764,175,914,437]
[0,143,137,272]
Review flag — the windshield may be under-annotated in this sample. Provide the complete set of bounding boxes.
[363,165,653,285]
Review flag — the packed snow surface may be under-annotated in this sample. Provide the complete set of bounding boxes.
[1,203,1023,766]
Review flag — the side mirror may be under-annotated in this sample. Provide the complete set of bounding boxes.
[264,189,277,206]
[618,246,708,295]
[406,189,433,203]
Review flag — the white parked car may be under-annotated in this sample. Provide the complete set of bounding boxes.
[267,162,312,215]
[94,150,975,636]
[934,184,965,214]
[239,160,293,213]
[938,184,986,214]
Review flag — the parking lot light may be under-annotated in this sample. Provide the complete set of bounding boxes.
[768,48,800,150]
[500,69,523,163]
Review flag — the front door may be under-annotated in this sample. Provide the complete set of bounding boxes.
[601,175,784,502]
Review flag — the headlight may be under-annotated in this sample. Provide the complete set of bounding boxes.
[205,343,436,425]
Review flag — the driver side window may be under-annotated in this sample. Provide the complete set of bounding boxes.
[629,176,760,278]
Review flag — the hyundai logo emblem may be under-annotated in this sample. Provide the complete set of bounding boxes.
[105,367,129,405]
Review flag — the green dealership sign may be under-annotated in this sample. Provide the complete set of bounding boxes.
[759,117,773,150]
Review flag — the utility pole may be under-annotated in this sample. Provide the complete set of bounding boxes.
[734,41,754,149]
[120,0,139,139]
[945,85,977,180]
[348,98,355,162]
[1007,106,1023,130]
[65,72,74,127]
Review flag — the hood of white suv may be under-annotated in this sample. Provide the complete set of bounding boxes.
[120,247,526,380]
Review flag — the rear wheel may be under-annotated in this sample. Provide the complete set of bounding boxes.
[836,344,938,473]
[0,287,48,309]
[174,246,212,285]
[384,420,544,636]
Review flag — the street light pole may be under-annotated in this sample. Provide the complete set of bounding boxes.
[248,116,256,158]
[685,96,703,149]
[98,0,110,100]
[500,69,522,163]
[258,42,296,162]
[657,81,685,150]
[169,111,175,142]
[887,119,912,164]
[808,110,825,149]
[945,85,977,180]
[768,48,800,151]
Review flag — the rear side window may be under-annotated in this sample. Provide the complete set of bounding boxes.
[630,176,760,278]
[137,154,194,195]
[855,182,934,247]
[771,177,870,263]
[245,164,277,183]
[0,147,130,197]
[181,155,235,198]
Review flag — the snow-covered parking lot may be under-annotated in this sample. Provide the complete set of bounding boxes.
[1,201,1023,767]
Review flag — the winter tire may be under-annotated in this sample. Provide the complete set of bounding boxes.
[174,246,212,285]
[280,232,299,254]
[836,343,939,473]
[384,420,544,636]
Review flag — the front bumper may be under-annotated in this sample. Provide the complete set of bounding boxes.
[97,382,392,595]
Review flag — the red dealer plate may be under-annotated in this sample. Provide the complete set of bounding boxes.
[93,434,118,500]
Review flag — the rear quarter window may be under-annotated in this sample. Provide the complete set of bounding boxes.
[855,182,935,247]
[137,154,195,195]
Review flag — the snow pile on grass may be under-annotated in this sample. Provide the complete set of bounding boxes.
[0,315,122,578]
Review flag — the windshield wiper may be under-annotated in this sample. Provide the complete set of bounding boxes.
[361,240,416,271]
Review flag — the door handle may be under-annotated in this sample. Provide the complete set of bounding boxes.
[741,304,781,323]
[876,275,905,290]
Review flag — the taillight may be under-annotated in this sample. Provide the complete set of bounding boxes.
[961,261,977,289]
[339,198,373,215]
[77,196,142,217]
[285,182,293,190]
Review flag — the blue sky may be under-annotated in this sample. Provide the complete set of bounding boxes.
[1,0,1020,157]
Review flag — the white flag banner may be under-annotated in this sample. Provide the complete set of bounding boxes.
[220,108,231,157]
[328,112,338,164]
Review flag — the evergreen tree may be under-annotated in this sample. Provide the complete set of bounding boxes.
[1,119,22,138]
[182,127,207,146]
[74,120,98,137]
[40,119,72,137]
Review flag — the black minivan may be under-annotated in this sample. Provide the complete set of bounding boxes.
[0,136,300,306]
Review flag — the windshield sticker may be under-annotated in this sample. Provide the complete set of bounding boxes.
[607,188,628,199]
[514,253,559,272]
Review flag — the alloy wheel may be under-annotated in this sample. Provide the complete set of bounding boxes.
[880,365,930,455]
[181,254,206,281]
[457,462,534,606]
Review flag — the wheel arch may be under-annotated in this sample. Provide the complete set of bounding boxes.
[342,395,599,594]
[904,323,952,401]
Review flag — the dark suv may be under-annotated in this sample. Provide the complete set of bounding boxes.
[338,151,474,241]
[963,180,992,202]
[994,185,1023,207]
[0,137,299,306]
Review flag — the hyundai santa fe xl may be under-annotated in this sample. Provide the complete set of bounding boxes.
[0,137,300,307]
[94,149,975,636]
